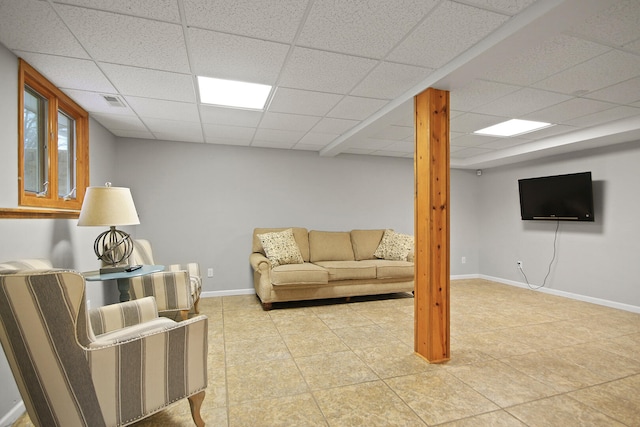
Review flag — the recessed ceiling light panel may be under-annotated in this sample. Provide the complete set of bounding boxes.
[197,76,272,110]
[474,119,552,137]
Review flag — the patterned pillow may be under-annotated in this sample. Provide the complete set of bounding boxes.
[374,229,414,261]
[257,228,304,268]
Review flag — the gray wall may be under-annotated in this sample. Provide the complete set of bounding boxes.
[477,141,640,308]
[0,45,118,425]
[116,138,460,294]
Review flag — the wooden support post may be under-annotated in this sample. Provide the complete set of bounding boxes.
[414,87,450,363]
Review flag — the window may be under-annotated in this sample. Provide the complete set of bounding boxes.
[18,59,89,211]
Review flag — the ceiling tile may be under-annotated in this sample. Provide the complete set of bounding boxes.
[56,4,190,73]
[253,128,305,144]
[311,117,360,134]
[125,97,199,122]
[473,88,572,117]
[519,124,578,140]
[377,139,413,153]
[268,88,342,116]
[366,125,413,140]
[110,129,155,139]
[279,47,377,94]
[296,132,339,146]
[387,1,508,68]
[199,105,263,127]
[450,133,497,148]
[143,118,204,143]
[327,96,388,121]
[533,50,640,95]
[563,106,640,128]
[182,0,309,43]
[63,89,135,115]
[461,0,538,15]
[451,79,521,112]
[53,0,181,22]
[91,113,147,131]
[259,112,321,132]
[585,76,640,105]
[100,63,195,102]
[188,29,290,85]
[567,0,640,47]
[450,112,508,133]
[625,38,640,55]
[16,51,116,93]
[0,0,88,58]
[450,147,494,158]
[202,123,256,141]
[351,62,433,99]
[478,137,530,150]
[477,34,611,86]
[524,98,618,124]
[297,0,439,58]
[204,136,251,146]
[252,140,296,149]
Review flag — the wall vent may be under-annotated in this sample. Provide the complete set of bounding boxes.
[101,94,126,108]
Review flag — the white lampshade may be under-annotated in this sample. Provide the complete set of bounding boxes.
[78,185,140,227]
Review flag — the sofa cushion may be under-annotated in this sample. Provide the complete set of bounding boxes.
[270,263,329,286]
[253,227,310,262]
[309,231,355,262]
[374,229,414,261]
[350,229,385,260]
[359,259,414,279]
[313,261,377,281]
[257,228,304,268]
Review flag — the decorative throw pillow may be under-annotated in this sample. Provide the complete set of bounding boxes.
[257,228,304,268]
[374,229,414,261]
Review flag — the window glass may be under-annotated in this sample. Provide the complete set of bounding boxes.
[57,110,76,199]
[23,86,48,195]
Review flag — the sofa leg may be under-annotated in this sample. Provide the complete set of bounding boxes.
[188,391,205,427]
[193,296,201,314]
[180,310,189,321]
[261,302,273,311]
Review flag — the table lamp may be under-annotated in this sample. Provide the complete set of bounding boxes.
[78,182,140,273]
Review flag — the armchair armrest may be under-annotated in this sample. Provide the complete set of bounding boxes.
[128,270,193,313]
[86,315,208,426]
[89,296,159,336]
[250,253,270,272]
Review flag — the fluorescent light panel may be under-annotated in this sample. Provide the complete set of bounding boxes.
[197,76,271,110]
[474,119,552,137]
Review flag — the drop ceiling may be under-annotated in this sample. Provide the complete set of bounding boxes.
[1,0,639,169]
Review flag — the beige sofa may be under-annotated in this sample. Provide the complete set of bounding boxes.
[250,227,414,310]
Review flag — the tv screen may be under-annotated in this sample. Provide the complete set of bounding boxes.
[518,172,594,221]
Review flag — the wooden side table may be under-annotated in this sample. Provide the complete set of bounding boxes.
[83,265,164,302]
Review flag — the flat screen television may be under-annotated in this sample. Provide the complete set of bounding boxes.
[518,172,594,221]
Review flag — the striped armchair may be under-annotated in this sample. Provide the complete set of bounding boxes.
[0,268,208,427]
[127,239,202,320]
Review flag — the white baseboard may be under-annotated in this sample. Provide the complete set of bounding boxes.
[451,274,481,280]
[201,288,255,298]
[0,401,24,427]
[480,274,640,314]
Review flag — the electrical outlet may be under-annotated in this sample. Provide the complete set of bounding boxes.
[207,268,214,278]
[461,256,466,264]
[87,299,91,309]
[517,260,523,268]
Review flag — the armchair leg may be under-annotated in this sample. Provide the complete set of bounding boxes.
[188,390,205,427]
[180,310,189,321]
[194,296,201,314]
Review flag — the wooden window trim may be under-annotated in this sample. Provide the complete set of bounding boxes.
[18,59,89,212]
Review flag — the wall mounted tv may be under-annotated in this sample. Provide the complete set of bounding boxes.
[518,172,594,221]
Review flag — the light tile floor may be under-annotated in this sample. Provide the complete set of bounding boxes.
[13,279,640,426]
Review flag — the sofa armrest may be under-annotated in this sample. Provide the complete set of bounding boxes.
[249,253,270,272]
[128,271,193,313]
[89,296,159,336]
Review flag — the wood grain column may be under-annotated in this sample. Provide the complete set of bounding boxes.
[414,87,450,363]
